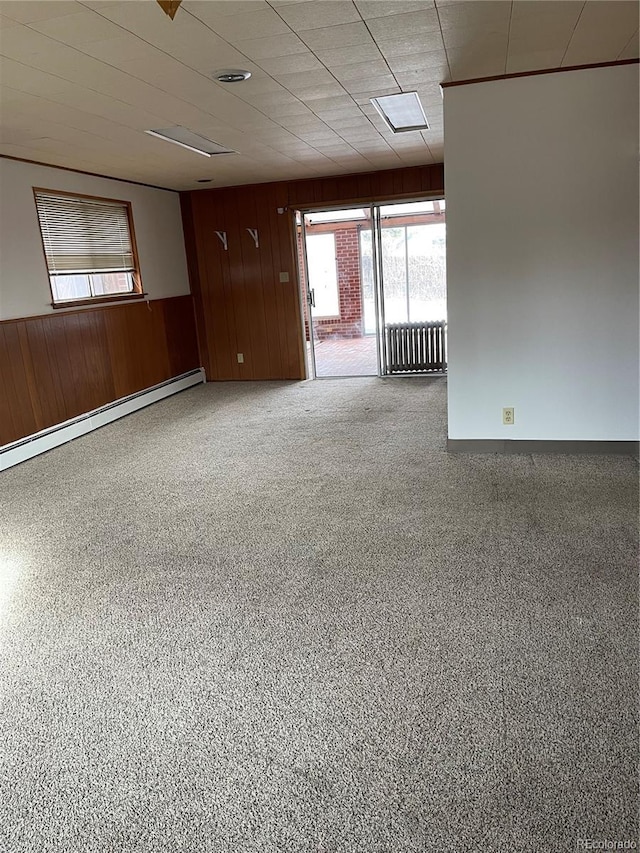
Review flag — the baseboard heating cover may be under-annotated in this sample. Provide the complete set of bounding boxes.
[0,368,205,472]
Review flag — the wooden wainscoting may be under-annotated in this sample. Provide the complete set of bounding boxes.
[0,294,199,447]
[180,164,444,381]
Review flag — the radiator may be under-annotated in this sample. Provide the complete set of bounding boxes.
[385,321,447,374]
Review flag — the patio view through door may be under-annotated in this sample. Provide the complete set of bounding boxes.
[297,200,447,378]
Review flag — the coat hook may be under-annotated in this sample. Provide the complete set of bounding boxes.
[215,230,228,250]
[246,228,259,248]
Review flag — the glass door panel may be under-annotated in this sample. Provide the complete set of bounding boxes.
[375,200,447,375]
[301,207,379,378]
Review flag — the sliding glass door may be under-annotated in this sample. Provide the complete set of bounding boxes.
[298,199,447,378]
[299,206,380,378]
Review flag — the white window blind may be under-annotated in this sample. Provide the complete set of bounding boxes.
[34,191,136,275]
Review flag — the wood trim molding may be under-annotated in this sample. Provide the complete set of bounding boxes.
[441,58,639,90]
[0,294,169,325]
[447,438,639,456]
[0,154,174,193]
[291,185,445,211]
[51,293,148,310]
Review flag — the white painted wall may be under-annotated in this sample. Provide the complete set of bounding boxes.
[444,64,639,442]
[0,158,190,320]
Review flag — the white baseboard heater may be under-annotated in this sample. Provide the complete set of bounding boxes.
[0,368,205,472]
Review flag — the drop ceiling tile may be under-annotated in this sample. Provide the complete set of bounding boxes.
[183,0,268,20]
[29,10,126,44]
[0,23,64,58]
[355,0,433,19]
[563,0,640,65]
[506,30,573,58]
[354,87,400,104]
[43,85,169,130]
[239,32,309,59]
[257,51,325,75]
[618,30,639,59]
[312,142,358,154]
[0,1,78,23]
[313,106,362,122]
[0,57,77,96]
[0,13,19,29]
[326,115,371,131]
[278,0,360,30]
[298,130,343,144]
[509,1,582,50]
[365,9,441,41]
[376,31,446,58]
[77,1,125,10]
[437,1,512,32]
[208,8,291,42]
[284,82,348,101]
[232,74,287,96]
[79,34,164,64]
[446,45,507,80]
[339,126,378,142]
[413,81,447,103]
[442,25,510,52]
[278,113,329,130]
[20,43,133,87]
[176,43,252,74]
[343,75,400,95]
[314,42,384,67]
[237,89,303,112]
[88,1,188,48]
[397,149,435,165]
[305,94,356,112]
[273,68,338,90]
[331,60,391,83]
[505,47,567,74]
[395,67,446,88]
[250,97,312,117]
[299,22,372,51]
[386,49,448,73]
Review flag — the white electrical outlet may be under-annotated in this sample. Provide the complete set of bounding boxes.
[237,353,244,364]
[503,407,514,425]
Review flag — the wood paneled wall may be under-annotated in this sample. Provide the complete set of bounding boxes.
[0,295,199,446]
[181,164,444,381]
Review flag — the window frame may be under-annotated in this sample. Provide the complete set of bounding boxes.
[306,231,340,320]
[32,187,145,310]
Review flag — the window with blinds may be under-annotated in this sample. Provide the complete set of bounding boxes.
[33,189,142,306]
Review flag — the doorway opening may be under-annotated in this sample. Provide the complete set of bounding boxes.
[296,200,447,379]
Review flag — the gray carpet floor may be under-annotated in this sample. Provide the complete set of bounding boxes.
[1,377,637,853]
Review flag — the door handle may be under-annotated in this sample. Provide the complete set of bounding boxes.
[309,288,315,308]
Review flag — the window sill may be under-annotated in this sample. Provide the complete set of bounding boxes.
[51,292,147,310]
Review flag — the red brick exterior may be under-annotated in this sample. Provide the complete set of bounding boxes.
[298,226,364,341]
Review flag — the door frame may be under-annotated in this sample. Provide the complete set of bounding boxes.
[294,195,446,379]
[296,203,382,380]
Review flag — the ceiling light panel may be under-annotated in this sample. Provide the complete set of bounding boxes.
[370,91,429,133]
[145,126,236,157]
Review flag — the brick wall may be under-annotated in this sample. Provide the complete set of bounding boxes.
[298,225,364,341]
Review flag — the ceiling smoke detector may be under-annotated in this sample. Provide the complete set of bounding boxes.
[214,69,251,83]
